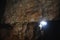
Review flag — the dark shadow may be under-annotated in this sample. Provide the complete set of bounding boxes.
[0,0,6,23]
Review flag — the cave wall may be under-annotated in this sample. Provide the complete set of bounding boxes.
[3,0,59,24]
[0,0,59,40]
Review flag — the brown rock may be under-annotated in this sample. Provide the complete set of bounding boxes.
[1,0,59,40]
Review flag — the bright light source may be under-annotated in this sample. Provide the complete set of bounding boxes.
[39,21,47,28]
[40,21,47,26]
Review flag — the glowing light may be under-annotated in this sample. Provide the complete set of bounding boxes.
[39,21,47,28]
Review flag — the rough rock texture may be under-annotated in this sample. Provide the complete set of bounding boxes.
[0,0,59,40]
[3,0,59,24]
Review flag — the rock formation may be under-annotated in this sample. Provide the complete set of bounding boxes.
[0,0,59,40]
